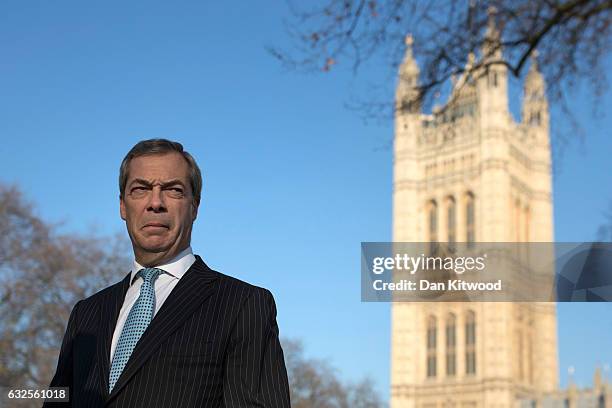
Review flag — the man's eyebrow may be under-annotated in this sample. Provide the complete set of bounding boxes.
[129,179,186,188]
[129,178,153,187]
[160,179,186,188]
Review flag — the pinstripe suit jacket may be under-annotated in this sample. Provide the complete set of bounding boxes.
[44,256,291,407]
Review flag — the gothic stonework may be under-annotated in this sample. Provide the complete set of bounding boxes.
[391,25,558,407]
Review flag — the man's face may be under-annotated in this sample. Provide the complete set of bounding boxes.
[120,152,198,266]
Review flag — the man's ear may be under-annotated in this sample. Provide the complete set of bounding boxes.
[120,195,127,221]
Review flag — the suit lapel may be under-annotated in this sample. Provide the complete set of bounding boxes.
[96,272,131,400]
[107,257,219,403]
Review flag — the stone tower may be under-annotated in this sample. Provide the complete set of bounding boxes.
[390,20,558,408]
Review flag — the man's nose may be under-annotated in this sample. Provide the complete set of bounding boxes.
[147,187,167,212]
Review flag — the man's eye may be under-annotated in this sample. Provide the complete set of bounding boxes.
[166,188,184,196]
[130,187,149,196]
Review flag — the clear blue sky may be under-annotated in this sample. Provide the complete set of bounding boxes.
[0,0,610,400]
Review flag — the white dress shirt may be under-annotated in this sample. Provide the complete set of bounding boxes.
[109,246,196,363]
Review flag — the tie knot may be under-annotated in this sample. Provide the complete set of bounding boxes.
[138,267,163,283]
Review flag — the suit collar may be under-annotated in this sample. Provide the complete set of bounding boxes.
[100,256,218,404]
[129,246,196,284]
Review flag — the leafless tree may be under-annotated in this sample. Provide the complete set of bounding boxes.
[0,184,130,408]
[283,338,385,408]
[270,0,611,117]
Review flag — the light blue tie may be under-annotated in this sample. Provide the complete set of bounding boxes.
[109,267,163,393]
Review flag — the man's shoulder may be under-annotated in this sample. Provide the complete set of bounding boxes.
[211,269,278,318]
[211,268,274,300]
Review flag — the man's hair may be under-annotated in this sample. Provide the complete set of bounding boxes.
[119,139,202,205]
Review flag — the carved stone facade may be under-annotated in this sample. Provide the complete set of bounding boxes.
[526,368,611,408]
[390,27,560,407]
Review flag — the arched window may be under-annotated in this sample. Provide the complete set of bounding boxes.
[465,192,475,247]
[518,331,524,379]
[428,200,438,254]
[514,198,521,242]
[446,314,456,376]
[465,310,476,375]
[527,325,533,384]
[487,70,498,87]
[427,316,437,377]
[429,200,438,241]
[523,205,530,243]
[515,307,524,380]
[447,196,456,251]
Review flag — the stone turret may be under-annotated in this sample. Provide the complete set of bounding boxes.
[393,34,421,244]
[477,6,510,129]
[391,9,558,408]
[523,50,549,132]
[396,34,420,115]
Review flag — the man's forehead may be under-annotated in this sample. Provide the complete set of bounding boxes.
[127,153,190,182]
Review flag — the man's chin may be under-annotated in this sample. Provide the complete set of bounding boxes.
[137,240,173,254]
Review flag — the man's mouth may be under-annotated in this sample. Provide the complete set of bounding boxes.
[143,222,169,229]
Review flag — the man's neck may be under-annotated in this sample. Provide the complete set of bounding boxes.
[134,245,192,268]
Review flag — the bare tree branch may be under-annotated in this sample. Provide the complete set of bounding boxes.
[271,0,611,118]
[0,184,130,408]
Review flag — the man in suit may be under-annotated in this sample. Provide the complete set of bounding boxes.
[44,139,291,407]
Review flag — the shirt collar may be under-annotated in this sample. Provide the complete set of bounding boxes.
[130,246,196,285]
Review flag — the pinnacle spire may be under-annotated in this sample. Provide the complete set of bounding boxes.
[397,33,420,114]
[483,6,501,60]
[530,49,539,70]
[523,48,548,127]
[485,6,499,39]
[525,49,545,94]
[398,33,419,86]
[405,34,414,49]
[400,33,418,75]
